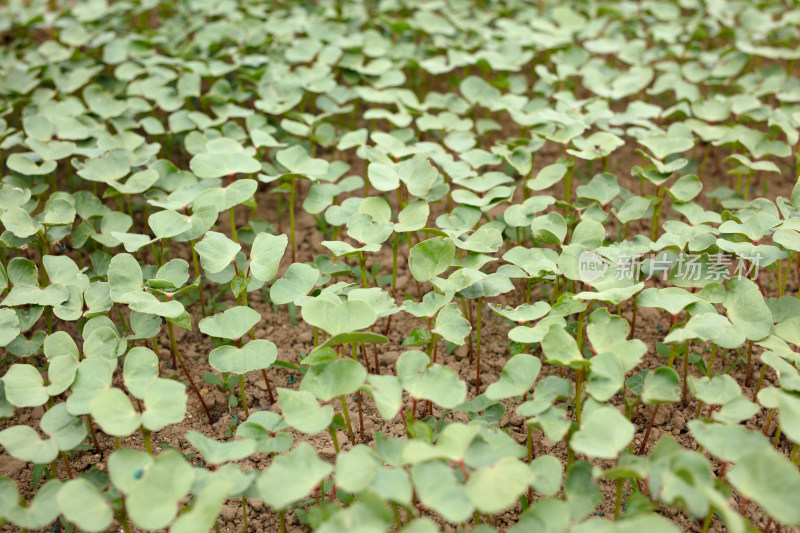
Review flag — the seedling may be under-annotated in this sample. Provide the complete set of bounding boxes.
[1,2,800,532]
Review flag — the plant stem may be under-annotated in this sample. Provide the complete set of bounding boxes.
[290,177,297,262]
[650,186,666,241]
[358,252,369,288]
[563,162,573,208]
[261,369,275,404]
[637,404,660,455]
[190,240,207,317]
[475,297,483,395]
[241,496,248,532]
[328,425,340,454]
[763,408,776,436]
[391,236,399,299]
[614,478,623,520]
[60,452,73,479]
[229,207,238,243]
[744,340,754,387]
[141,427,153,455]
[628,294,638,340]
[682,340,690,408]
[280,510,286,533]
[700,507,714,533]
[238,374,250,419]
[574,368,584,426]
[117,508,132,533]
[340,395,356,445]
[754,364,768,396]
[87,414,101,453]
[706,344,718,377]
[167,321,213,423]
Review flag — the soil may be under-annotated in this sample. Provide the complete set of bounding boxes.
[2,95,799,533]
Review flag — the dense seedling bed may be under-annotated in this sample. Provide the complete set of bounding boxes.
[1,0,800,531]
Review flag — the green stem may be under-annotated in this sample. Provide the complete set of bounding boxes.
[475,297,483,394]
[168,321,213,423]
[706,344,718,377]
[744,340,754,387]
[328,425,340,454]
[667,343,679,368]
[241,496,248,532]
[239,374,250,419]
[563,162,573,209]
[574,368,584,426]
[141,427,153,455]
[650,186,666,241]
[290,177,297,262]
[614,478,623,520]
[391,236,399,299]
[358,252,369,288]
[280,510,286,533]
[682,340,690,408]
[700,507,714,533]
[190,240,207,317]
[117,308,130,335]
[340,395,356,445]
[229,207,238,243]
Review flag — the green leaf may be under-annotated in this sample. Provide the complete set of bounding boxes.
[570,400,634,459]
[148,209,192,240]
[77,149,133,183]
[107,253,143,301]
[199,306,262,340]
[142,378,187,431]
[638,135,694,160]
[641,367,680,404]
[209,339,277,375]
[1,364,48,407]
[4,480,62,530]
[302,297,377,336]
[57,478,113,532]
[0,308,15,347]
[1,206,40,237]
[397,350,466,408]
[300,358,367,401]
[335,445,381,493]
[127,450,194,530]
[195,231,241,274]
[40,402,85,451]
[576,173,619,205]
[541,325,585,368]
[485,354,542,400]
[189,139,261,179]
[564,460,602,520]
[276,144,329,178]
[409,237,456,282]
[0,425,58,463]
[170,481,233,533]
[465,456,536,513]
[689,374,741,406]
[432,302,470,345]
[668,175,702,202]
[187,431,257,464]
[724,277,772,341]
[363,374,403,420]
[250,232,288,282]
[91,388,141,437]
[530,455,563,497]
[277,388,334,434]
[270,263,319,305]
[257,442,333,509]
[410,461,473,523]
